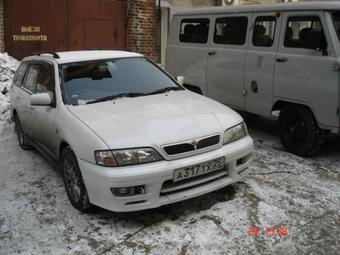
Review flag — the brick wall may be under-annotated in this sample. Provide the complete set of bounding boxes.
[127,0,157,60]
[0,0,4,52]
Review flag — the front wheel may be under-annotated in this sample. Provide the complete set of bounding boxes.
[278,105,323,157]
[62,148,92,211]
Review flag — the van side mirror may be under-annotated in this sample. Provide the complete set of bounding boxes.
[176,76,185,86]
[30,93,52,106]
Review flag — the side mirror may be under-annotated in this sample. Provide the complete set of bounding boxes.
[176,76,185,86]
[30,93,52,106]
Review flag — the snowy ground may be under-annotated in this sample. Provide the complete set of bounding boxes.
[0,55,339,255]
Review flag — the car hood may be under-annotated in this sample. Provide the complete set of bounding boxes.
[67,91,243,150]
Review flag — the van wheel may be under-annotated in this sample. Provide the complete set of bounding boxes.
[278,105,323,157]
[14,115,32,150]
[62,148,92,211]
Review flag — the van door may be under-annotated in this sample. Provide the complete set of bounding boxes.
[206,14,251,110]
[273,12,338,129]
[245,12,282,116]
[166,16,211,95]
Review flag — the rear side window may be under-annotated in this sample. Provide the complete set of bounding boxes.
[13,62,28,87]
[214,16,248,45]
[179,18,210,44]
[284,16,327,50]
[252,16,276,47]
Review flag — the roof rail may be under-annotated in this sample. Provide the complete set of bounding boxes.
[30,52,60,59]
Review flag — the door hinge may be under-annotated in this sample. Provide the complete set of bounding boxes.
[242,89,247,96]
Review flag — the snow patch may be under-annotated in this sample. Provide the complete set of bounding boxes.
[0,53,20,130]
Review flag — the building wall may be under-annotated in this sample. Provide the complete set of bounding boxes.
[0,0,4,52]
[127,0,157,60]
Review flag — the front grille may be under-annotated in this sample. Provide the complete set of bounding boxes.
[197,135,220,149]
[163,135,220,156]
[163,143,194,155]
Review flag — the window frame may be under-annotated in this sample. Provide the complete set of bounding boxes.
[213,16,249,46]
[283,15,327,50]
[21,60,57,107]
[13,62,29,87]
[179,18,211,44]
[252,15,277,48]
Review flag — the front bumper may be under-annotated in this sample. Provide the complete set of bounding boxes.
[79,136,253,212]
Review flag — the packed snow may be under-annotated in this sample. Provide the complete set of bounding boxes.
[0,53,339,255]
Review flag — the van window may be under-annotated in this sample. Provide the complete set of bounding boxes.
[179,19,210,44]
[332,12,340,41]
[214,17,248,45]
[252,16,276,47]
[284,16,326,50]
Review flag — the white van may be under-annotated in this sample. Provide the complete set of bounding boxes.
[166,2,340,156]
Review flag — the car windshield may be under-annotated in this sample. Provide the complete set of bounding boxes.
[60,57,182,105]
[332,12,340,41]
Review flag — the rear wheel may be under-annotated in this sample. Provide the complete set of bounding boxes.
[14,115,32,150]
[278,105,323,157]
[62,148,92,211]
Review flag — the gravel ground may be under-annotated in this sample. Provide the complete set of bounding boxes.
[0,113,339,255]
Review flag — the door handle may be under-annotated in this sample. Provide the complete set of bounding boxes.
[208,51,217,56]
[276,57,288,63]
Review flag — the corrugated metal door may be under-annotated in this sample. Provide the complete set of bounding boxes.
[5,0,127,59]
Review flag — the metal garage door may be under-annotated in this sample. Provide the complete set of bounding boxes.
[5,0,127,59]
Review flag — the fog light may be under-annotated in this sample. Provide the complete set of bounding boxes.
[111,187,133,197]
[111,185,146,197]
[135,185,145,195]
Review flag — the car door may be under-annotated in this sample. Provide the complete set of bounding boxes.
[273,12,338,129]
[206,13,251,110]
[245,12,282,117]
[17,63,40,137]
[29,61,58,157]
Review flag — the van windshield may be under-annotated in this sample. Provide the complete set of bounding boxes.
[332,12,340,41]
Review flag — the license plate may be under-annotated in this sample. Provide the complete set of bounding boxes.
[173,157,225,182]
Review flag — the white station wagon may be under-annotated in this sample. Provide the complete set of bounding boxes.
[10,51,253,212]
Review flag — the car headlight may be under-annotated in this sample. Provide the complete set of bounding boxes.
[95,148,162,167]
[223,122,248,145]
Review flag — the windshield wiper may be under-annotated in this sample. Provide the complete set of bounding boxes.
[145,86,183,96]
[86,92,145,105]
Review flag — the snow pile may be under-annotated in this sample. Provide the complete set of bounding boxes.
[0,53,20,127]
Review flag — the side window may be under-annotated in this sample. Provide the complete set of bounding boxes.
[13,62,28,87]
[36,63,55,97]
[23,65,39,93]
[284,16,327,50]
[179,18,210,44]
[252,16,276,47]
[214,16,248,45]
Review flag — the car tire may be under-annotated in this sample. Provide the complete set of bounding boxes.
[14,114,32,150]
[62,147,93,211]
[278,105,323,157]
